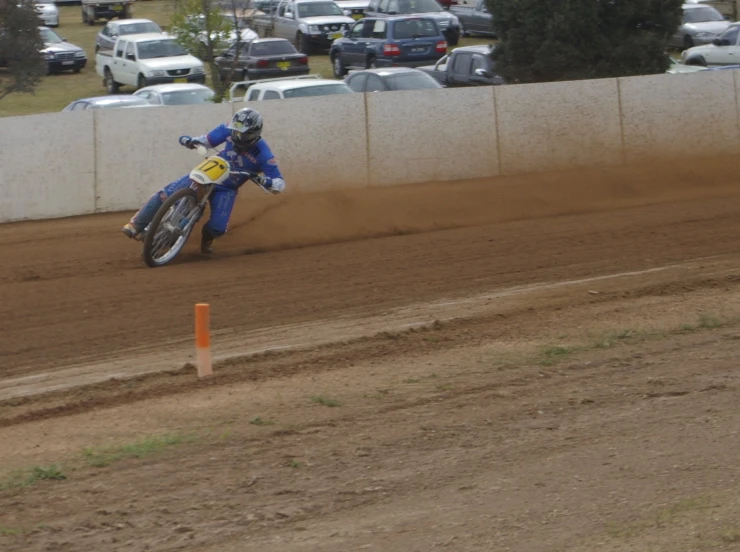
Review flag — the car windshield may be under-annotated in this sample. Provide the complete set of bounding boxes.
[396,0,442,14]
[393,18,438,38]
[39,28,63,43]
[386,72,442,90]
[161,89,215,105]
[119,22,161,35]
[284,84,353,98]
[297,2,344,17]
[249,41,297,56]
[683,6,725,23]
[137,39,188,58]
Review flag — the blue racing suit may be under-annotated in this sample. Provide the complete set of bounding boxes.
[129,124,286,237]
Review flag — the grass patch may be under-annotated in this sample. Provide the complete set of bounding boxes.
[698,313,722,329]
[539,345,575,366]
[402,378,421,384]
[720,526,740,543]
[0,464,67,491]
[287,459,301,468]
[82,432,198,468]
[309,395,343,407]
[249,416,276,426]
[0,526,21,536]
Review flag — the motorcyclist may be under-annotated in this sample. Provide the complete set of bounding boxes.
[121,107,286,254]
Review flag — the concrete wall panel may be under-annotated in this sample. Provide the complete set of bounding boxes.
[366,87,498,186]
[495,78,623,174]
[620,70,739,162]
[0,111,96,222]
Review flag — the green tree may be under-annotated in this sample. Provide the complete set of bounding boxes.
[170,0,253,100]
[0,2,46,102]
[487,0,684,84]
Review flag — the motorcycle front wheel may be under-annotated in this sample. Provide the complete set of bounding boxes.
[142,188,201,268]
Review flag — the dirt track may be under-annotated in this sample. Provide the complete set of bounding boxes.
[2,157,740,551]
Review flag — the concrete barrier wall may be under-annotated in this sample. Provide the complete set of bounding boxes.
[1,69,739,223]
[619,70,740,163]
[366,87,498,186]
[495,78,624,174]
[0,111,96,222]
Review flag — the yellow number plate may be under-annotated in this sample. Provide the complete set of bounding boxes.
[277,61,290,70]
[174,77,187,83]
[352,13,363,19]
[330,32,343,40]
[194,157,229,181]
[113,4,123,10]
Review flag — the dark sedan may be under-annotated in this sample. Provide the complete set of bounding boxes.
[345,67,442,92]
[213,38,309,83]
[39,26,87,74]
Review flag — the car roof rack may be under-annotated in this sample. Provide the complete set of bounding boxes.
[228,74,323,102]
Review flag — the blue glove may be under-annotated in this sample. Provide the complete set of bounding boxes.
[179,135,195,149]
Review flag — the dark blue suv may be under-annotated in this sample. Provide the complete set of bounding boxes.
[330,16,448,78]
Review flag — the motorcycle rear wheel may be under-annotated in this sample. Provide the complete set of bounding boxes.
[143,188,201,268]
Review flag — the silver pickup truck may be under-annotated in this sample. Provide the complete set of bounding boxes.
[251,0,355,53]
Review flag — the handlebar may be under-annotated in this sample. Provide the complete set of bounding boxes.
[193,142,271,194]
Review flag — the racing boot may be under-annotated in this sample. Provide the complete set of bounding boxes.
[201,226,216,255]
[122,222,142,240]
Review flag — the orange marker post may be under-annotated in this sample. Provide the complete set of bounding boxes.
[195,303,212,378]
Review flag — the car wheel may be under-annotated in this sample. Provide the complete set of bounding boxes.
[295,32,311,55]
[73,67,81,74]
[105,68,119,93]
[137,74,147,90]
[459,21,468,38]
[683,35,694,50]
[447,30,459,46]
[332,53,346,78]
[366,55,377,69]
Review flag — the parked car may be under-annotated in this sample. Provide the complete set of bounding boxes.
[666,55,708,73]
[681,22,740,65]
[96,33,206,92]
[344,66,442,91]
[62,95,155,111]
[449,0,493,37]
[670,3,731,50]
[133,83,215,105]
[20,0,59,28]
[82,0,133,26]
[364,0,460,46]
[196,13,259,58]
[684,0,736,20]
[39,26,88,74]
[231,74,353,101]
[95,19,163,53]
[329,16,448,78]
[335,0,370,20]
[214,37,309,82]
[418,44,503,86]
[251,0,355,54]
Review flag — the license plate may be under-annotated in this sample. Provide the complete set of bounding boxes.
[329,32,343,40]
[174,77,187,83]
[62,60,74,65]
[352,13,363,19]
[411,47,425,53]
[113,4,123,10]
[277,61,290,70]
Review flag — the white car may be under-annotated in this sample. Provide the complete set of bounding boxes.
[133,83,216,105]
[234,74,354,101]
[682,22,740,66]
[20,0,59,27]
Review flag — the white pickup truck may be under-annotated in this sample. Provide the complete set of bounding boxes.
[95,33,206,93]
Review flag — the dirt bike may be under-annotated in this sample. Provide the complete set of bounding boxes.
[139,143,271,268]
